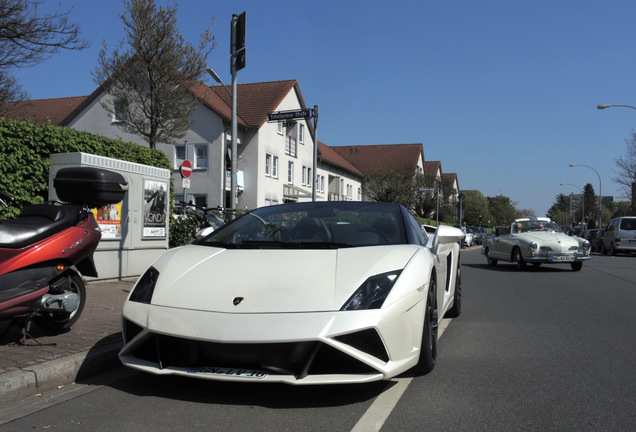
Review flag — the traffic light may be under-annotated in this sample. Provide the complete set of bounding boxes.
[233,12,246,52]
[232,12,246,72]
[235,49,246,71]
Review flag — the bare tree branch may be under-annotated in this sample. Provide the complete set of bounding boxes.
[0,0,88,106]
[613,131,636,200]
[92,0,216,149]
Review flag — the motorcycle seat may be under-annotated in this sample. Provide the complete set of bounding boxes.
[0,204,84,249]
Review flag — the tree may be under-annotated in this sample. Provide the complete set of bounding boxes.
[547,193,570,219]
[614,131,636,204]
[582,183,598,227]
[0,0,88,110]
[413,173,439,218]
[547,193,574,229]
[487,195,519,226]
[461,190,492,226]
[517,208,537,218]
[362,169,415,207]
[92,0,216,149]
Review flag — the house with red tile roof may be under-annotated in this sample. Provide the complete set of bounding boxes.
[331,143,425,176]
[330,143,460,207]
[4,79,364,210]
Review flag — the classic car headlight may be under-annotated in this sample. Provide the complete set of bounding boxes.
[129,266,159,304]
[341,270,402,311]
[528,242,538,252]
[579,240,591,252]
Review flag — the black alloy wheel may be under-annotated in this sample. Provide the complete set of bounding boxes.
[414,276,438,375]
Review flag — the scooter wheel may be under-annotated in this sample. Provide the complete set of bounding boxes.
[33,273,86,334]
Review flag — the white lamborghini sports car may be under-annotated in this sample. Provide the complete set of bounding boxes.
[120,201,464,385]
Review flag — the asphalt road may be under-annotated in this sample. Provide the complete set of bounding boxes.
[1,249,635,431]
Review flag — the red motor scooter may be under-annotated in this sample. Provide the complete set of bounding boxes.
[0,167,128,341]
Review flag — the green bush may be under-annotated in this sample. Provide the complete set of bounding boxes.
[169,213,202,248]
[0,118,171,218]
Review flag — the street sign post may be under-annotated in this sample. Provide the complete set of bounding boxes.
[267,108,313,122]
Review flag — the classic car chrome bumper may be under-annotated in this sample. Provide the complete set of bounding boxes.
[524,254,592,263]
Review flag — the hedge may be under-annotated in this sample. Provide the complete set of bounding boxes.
[0,118,171,219]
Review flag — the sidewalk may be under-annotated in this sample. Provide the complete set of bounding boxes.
[0,277,136,405]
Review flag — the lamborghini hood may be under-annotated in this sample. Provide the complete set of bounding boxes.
[146,244,420,313]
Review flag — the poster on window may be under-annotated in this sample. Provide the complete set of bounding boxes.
[92,203,123,239]
[143,179,168,238]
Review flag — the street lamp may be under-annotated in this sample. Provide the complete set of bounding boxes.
[560,183,584,225]
[597,104,636,110]
[568,164,602,228]
[207,67,232,98]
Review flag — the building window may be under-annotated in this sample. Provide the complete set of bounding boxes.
[285,135,297,158]
[317,175,325,193]
[272,155,278,178]
[347,184,353,200]
[357,187,362,200]
[175,145,186,169]
[195,145,207,169]
[288,161,294,184]
[266,153,278,178]
[307,168,312,187]
[277,122,283,135]
[298,123,304,144]
[265,153,272,177]
[302,166,307,186]
[113,99,127,123]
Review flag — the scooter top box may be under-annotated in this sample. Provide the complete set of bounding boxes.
[54,167,128,206]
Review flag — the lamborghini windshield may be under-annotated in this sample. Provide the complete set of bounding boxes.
[196,202,408,249]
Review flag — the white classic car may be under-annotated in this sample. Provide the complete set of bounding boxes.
[481,217,591,271]
[120,201,465,385]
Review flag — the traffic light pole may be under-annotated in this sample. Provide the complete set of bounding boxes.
[230,14,238,219]
[229,12,245,219]
[312,105,318,201]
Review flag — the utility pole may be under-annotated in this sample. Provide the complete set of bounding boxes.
[312,105,318,201]
[229,12,246,219]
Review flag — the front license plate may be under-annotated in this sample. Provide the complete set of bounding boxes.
[551,256,574,262]
[188,366,268,379]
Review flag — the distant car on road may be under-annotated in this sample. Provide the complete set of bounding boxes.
[580,229,602,253]
[469,226,486,245]
[593,229,605,253]
[481,218,591,271]
[602,216,636,255]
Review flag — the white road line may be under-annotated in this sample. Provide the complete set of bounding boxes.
[350,318,451,432]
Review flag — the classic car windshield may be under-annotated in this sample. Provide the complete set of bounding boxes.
[512,220,563,233]
[197,202,408,248]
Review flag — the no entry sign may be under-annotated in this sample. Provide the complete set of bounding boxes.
[180,160,192,178]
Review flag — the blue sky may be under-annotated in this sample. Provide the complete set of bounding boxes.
[14,0,636,217]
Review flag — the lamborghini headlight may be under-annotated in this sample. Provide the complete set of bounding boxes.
[129,266,159,304]
[341,270,402,311]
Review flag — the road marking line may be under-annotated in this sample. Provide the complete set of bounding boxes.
[350,318,451,432]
